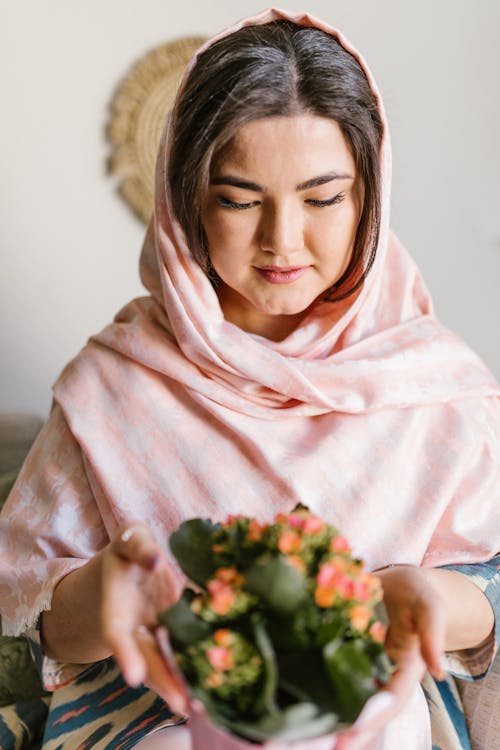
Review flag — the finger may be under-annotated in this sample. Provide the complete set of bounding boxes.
[112,523,161,570]
[413,596,446,679]
[100,557,149,684]
[384,644,426,708]
[338,690,396,745]
[340,645,423,744]
[112,629,147,687]
[335,728,379,750]
[136,626,188,714]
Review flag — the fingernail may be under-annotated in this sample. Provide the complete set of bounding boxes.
[121,528,135,543]
[433,656,448,681]
[125,664,143,687]
[353,692,396,729]
[145,553,159,571]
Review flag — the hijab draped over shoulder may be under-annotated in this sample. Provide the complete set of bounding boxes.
[0,9,499,744]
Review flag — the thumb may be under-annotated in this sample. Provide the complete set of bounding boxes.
[112,523,161,570]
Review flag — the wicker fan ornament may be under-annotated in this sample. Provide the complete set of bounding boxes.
[107,36,206,224]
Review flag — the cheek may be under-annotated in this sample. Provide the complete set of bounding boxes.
[204,214,256,264]
[313,203,359,252]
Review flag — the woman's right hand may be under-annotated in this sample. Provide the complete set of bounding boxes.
[101,522,188,714]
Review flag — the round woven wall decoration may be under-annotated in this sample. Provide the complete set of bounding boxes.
[107,36,206,224]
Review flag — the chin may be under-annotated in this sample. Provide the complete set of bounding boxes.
[259,295,317,317]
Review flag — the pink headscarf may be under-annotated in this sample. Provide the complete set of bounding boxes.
[0,8,499,746]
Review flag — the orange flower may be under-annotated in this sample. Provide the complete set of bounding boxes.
[315,585,336,608]
[213,629,233,647]
[278,531,302,554]
[368,574,383,601]
[215,567,242,584]
[286,555,306,575]
[190,596,203,615]
[369,621,387,643]
[207,646,234,671]
[205,672,225,688]
[349,605,372,632]
[248,519,264,541]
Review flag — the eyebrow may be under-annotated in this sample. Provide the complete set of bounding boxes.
[209,171,353,192]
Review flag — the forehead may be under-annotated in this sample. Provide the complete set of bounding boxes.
[212,114,356,179]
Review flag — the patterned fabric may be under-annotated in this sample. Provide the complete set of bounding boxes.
[424,556,500,750]
[0,559,495,749]
[0,697,50,750]
[39,658,183,750]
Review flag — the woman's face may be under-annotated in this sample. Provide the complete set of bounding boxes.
[202,114,363,340]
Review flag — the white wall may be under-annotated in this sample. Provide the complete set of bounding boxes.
[2,0,499,418]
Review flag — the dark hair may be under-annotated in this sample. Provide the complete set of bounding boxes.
[168,20,383,301]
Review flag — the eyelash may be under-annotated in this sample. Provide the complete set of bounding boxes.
[217,197,255,210]
[306,193,346,207]
[216,193,346,210]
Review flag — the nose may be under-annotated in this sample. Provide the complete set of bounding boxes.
[258,201,304,258]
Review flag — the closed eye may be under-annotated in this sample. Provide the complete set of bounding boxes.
[217,196,257,210]
[306,192,346,207]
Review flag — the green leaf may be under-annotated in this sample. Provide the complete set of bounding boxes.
[315,613,346,647]
[244,555,307,615]
[251,616,279,717]
[223,702,338,743]
[157,590,211,645]
[323,639,379,722]
[277,649,339,714]
[191,687,239,722]
[169,519,218,587]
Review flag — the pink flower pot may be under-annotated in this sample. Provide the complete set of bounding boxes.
[156,628,339,749]
[188,698,338,750]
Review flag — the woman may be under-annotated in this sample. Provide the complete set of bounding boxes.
[0,8,499,750]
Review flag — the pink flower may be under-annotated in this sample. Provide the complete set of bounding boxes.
[317,561,340,587]
[303,516,325,534]
[369,621,387,643]
[330,535,350,553]
[316,559,348,587]
[207,580,236,615]
[336,576,355,599]
[287,514,304,529]
[352,580,371,602]
[207,646,234,672]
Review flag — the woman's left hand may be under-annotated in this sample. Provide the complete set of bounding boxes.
[335,565,446,749]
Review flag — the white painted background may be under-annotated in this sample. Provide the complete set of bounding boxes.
[2,0,499,418]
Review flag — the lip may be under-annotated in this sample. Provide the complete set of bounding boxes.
[255,265,310,284]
